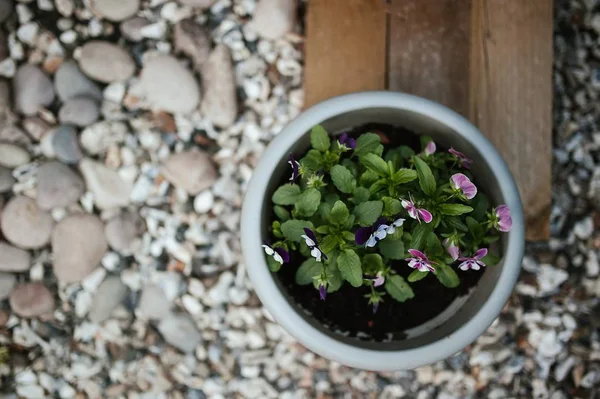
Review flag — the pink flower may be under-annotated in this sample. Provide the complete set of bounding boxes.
[450,173,477,200]
[458,248,488,271]
[405,249,436,273]
[443,238,460,261]
[424,141,436,156]
[449,148,473,169]
[401,196,433,224]
[494,205,512,232]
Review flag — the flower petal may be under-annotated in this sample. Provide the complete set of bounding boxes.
[319,284,327,301]
[473,248,488,260]
[450,173,469,190]
[418,208,433,223]
[424,141,436,156]
[274,247,290,263]
[407,249,427,259]
[311,247,322,262]
[458,261,471,271]
[300,235,316,248]
[366,235,378,248]
[392,218,405,227]
[374,275,385,287]
[303,228,318,244]
[262,244,274,256]
[355,227,373,246]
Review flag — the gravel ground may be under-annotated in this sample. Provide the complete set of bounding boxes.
[0,0,598,398]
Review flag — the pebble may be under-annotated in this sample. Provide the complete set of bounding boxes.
[0,241,30,272]
[161,150,216,195]
[173,18,211,70]
[120,17,151,42]
[54,60,103,102]
[0,0,13,23]
[250,0,296,40]
[88,276,127,323]
[52,213,108,283]
[0,142,30,167]
[158,313,202,353]
[79,158,133,210]
[52,125,83,164]
[13,64,55,116]
[22,117,52,141]
[176,0,215,8]
[9,282,55,317]
[0,272,16,300]
[104,211,144,254]
[78,41,136,83]
[537,264,569,296]
[36,161,85,210]
[90,0,140,22]
[16,385,46,399]
[1,196,54,249]
[201,45,238,128]
[0,165,14,192]
[80,120,127,155]
[140,55,200,113]
[193,190,214,213]
[58,96,100,127]
[138,284,172,320]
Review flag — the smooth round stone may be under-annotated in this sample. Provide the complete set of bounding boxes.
[91,0,140,22]
[250,0,296,40]
[0,241,31,272]
[9,283,55,317]
[200,45,237,128]
[1,196,54,249]
[52,125,82,164]
[0,143,30,167]
[58,96,99,127]
[104,211,144,254]
[193,190,214,213]
[138,284,172,320]
[120,17,151,42]
[0,165,14,193]
[0,0,13,23]
[0,273,16,301]
[176,0,215,8]
[54,60,103,102]
[157,313,201,353]
[13,64,55,116]
[79,41,136,83]
[173,18,211,70]
[52,213,108,283]
[22,117,52,142]
[36,161,85,210]
[88,276,127,323]
[140,55,200,113]
[161,150,216,195]
[79,158,133,210]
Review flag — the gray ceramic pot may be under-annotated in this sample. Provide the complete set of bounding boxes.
[241,92,525,371]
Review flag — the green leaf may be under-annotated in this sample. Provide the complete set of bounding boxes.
[326,256,343,292]
[361,153,389,177]
[368,179,388,195]
[330,200,350,225]
[273,205,290,221]
[342,231,355,241]
[378,239,405,260]
[294,188,321,217]
[385,275,414,302]
[316,225,330,234]
[295,259,322,285]
[397,145,415,159]
[320,235,337,254]
[435,264,460,288]
[439,203,473,216]
[446,216,469,233]
[337,249,363,287]
[267,256,282,272]
[413,156,437,196]
[272,184,301,205]
[466,216,484,240]
[420,135,434,151]
[408,270,429,282]
[359,170,380,186]
[325,193,340,207]
[300,149,323,172]
[471,192,490,220]
[280,220,314,242]
[330,165,356,194]
[410,223,432,250]
[385,148,405,169]
[352,187,370,204]
[362,253,383,273]
[426,233,444,256]
[353,201,383,225]
[340,158,358,177]
[353,133,381,157]
[318,202,332,222]
[382,197,403,216]
[311,125,330,152]
[392,169,418,184]
[481,252,502,266]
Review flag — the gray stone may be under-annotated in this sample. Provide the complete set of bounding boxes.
[138,284,172,320]
[58,96,99,127]
[250,0,296,40]
[90,0,140,22]
[1,196,54,249]
[201,45,238,128]
[54,60,103,102]
[0,241,30,272]
[36,161,85,210]
[120,17,151,42]
[157,313,202,353]
[104,211,144,254]
[0,142,30,167]
[0,273,16,300]
[161,150,216,195]
[140,55,200,113]
[9,283,55,318]
[79,158,133,210]
[52,125,82,164]
[0,0,13,23]
[88,276,127,323]
[51,213,108,283]
[0,165,14,193]
[79,41,136,83]
[173,18,211,70]
[176,0,215,8]
[13,64,55,116]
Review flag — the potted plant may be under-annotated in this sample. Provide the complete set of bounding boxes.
[241,92,524,371]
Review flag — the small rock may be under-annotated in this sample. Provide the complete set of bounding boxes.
[0,142,30,167]
[52,125,83,164]
[13,64,55,116]
[173,18,211,70]
[88,276,127,322]
[58,96,100,127]
[0,165,14,192]
[54,60,103,102]
[158,313,202,353]
[9,282,55,317]
[52,213,108,283]
[36,161,85,210]
[120,17,151,42]
[162,150,216,195]
[250,0,296,40]
[0,272,16,300]
[80,120,127,155]
[140,55,200,113]
[138,284,172,320]
[176,0,215,8]
[0,0,13,23]
[22,116,52,141]
[104,211,144,254]
[201,45,237,128]
[537,264,569,296]
[193,190,214,213]
[0,241,30,272]
[79,41,136,83]
[16,385,46,399]
[90,0,140,22]
[574,216,594,239]
[1,196,54,249]
[79,158,133,210]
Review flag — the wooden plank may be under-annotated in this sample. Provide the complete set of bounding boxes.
[303,0,388,108]
[469,0,553,241]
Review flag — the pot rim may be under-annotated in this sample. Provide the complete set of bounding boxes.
[241,91,525,371]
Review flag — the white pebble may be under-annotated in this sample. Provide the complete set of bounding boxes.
[182,294,203,316]
[17,23,39,45]
[193,190,214,213]
[59,30,77,44]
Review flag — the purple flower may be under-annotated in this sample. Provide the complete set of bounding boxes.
[301,228,327,262]
[401,196,433,224]
[318,283,327,301]
[364,272,385,287]
[450,173,477,200]
[424,141,436,156]
[458,248,488,271]
[338,133,356,149]
[405,249,436,272]
[261,243,290,265]
[372,301,380,314]
[288,153,300,182]
[494,205,512,232]
[355,217,401,247]
[448,147,473,169]
[443,238,460,261]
